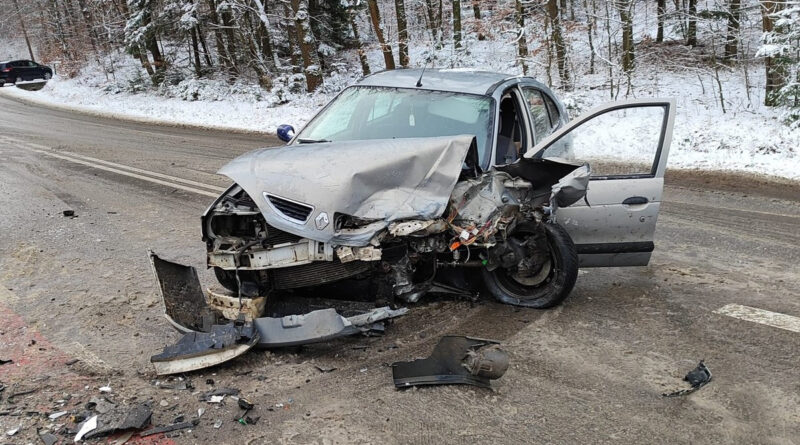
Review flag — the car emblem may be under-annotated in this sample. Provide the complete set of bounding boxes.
[315,212,329,230]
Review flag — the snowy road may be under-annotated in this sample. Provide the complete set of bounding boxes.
[1,93,799,443]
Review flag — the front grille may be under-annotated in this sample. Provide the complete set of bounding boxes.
[265,194,313,223]
[264,224,302,245]
[271,260,371,289]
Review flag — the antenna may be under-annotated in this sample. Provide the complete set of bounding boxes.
[415,64,427,88]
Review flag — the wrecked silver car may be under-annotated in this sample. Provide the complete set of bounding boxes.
[201,69,676,310]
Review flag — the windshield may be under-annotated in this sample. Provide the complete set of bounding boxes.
[297,86,494,166]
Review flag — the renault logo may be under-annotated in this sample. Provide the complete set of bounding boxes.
[315,212,329,230]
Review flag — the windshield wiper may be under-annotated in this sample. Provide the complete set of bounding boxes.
[296,138,331,144]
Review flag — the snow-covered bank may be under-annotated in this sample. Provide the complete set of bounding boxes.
[2,57,798,181]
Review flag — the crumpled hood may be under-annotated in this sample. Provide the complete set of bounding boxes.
[218,135,475,246]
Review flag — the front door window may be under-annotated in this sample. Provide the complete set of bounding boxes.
[536,104,668,178]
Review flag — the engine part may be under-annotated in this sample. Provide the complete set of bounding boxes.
[392,336,509,389]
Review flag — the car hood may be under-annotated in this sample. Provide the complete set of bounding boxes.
[218,135,475,246]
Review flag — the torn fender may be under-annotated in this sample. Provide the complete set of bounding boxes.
[218,135,476,246]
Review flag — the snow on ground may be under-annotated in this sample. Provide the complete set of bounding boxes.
[1,35,797,180]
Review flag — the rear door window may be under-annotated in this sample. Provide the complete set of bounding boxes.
[543,94,561,128]
[521,88,552,144]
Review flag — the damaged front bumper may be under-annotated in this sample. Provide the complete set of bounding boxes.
[148,251,407,374]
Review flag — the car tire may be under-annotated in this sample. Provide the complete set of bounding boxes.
[481,222,579,309]
[43,72,52,80]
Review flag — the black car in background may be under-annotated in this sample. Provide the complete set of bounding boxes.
[0,60,53,84]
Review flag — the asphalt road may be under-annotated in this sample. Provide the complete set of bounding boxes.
[0,91,798,444]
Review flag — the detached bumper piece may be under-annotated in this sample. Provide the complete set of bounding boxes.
[392,336,509,389]
[150,320,259,376]
[148,251,408,374]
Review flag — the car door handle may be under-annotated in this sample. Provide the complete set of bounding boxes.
[622,196,649,205]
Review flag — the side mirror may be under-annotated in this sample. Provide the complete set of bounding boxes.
[277,124,295,143]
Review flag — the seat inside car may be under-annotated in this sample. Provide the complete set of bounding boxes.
[497,96,522,164]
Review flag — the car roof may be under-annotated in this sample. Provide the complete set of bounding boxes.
[356,68,518,96]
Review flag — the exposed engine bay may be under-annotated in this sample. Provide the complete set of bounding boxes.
[202,135,590,309]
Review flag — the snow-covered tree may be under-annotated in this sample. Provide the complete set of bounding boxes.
[759,1,799,123]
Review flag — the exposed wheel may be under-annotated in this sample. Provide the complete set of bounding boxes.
[43,72,52,80]
[481,222,579,308]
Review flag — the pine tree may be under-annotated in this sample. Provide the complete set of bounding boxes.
[758,0,799,122]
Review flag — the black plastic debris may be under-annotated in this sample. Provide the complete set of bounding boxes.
[38,430,58,445]
[392,336,510,389]
[83,403,152,439]
[156,378,193,390]
[663,360,713,397]
[150,321,259,375]
[237,415,259,425]
[237,398,254,411]
[0,359,12,365]
[200,388,240,402]
[62,210,75,217]
[140,419,199,437]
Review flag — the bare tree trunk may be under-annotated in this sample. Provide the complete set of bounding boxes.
[220,6,240,75]
[686,0,697,46]
[291,0,323,92]
[657,0,666,42]
[196,22,213,67]
[761,0,787,106]
[367,0,396,70]
[473,0,484,40]
[206,0,233,72]
[617,1,634,73]
[425,0,443,47]
[585,0,595,73]
[75,0,102,54]
[724,0,741,61]
[395,0,410,66]
[547,0,571,89]
[349,11,371,75]
[12,0,36,61]
[191,27,203,77]
[453,0,462,49]
[283,3,303,73]
[515,0,529,75]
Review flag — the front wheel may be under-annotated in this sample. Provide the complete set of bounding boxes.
[43,72,52,80]
[481,222,579,308]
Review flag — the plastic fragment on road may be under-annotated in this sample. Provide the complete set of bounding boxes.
[392,336,510,389]
[74,414,98,442]
[6,426,20,436]
[39,431,59,445]
[662,360,713,397]
[83,403,152,440]
[140,420,198,437]
[150,320,259,376]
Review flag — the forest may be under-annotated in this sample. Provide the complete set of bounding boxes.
[1,0,798,125]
